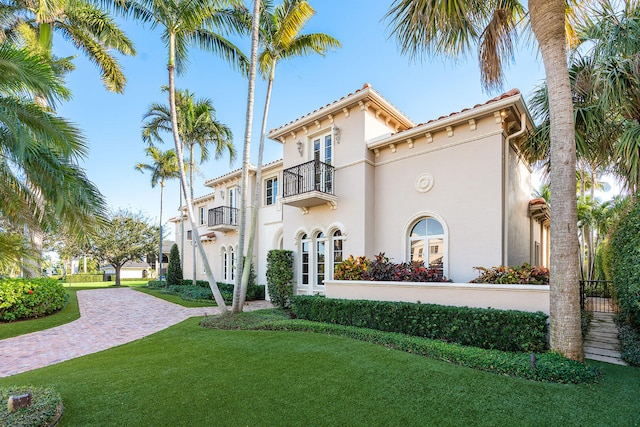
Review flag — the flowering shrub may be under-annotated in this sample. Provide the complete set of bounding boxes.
[470,263,549,285]
[0,278,68,321]
[334,253,449,282]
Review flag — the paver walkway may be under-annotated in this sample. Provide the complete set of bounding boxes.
[0,288,273,378]
[584,312,627,366]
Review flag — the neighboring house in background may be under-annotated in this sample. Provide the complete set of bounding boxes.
[100,240,174,280]
[172,83,550,296]
[101,261,152,280]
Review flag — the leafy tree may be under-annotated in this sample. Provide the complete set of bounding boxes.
[385,0,583,360]
[167,243,183,286]
[136,146,180,279]
[126,0,248,311]
[234,0,340,311]
[87,210,158,286]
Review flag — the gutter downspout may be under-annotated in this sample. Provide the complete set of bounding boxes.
[502,113,527,265]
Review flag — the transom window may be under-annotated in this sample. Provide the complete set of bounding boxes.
[265,177,278,206]
[409,217,446,277]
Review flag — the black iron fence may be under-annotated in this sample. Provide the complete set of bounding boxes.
[580,280,617,313]
[208,206,238,227]
[283,159,334,197]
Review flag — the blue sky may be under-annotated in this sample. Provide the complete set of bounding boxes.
[54,1,548,234]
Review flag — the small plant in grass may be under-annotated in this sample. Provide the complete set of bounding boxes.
[266,250,293,309]
[0,386,63,426]
[166,243,183,287]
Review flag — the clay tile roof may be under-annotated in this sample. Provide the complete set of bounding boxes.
[395,88,521,135]
[530,198,548,205]
[268,82,405,135]
[202,232,216,238]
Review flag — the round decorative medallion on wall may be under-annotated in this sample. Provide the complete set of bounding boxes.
[415,173,434,193]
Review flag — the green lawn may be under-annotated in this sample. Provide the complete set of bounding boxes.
[133,287,216,307]
[1,317,638,426]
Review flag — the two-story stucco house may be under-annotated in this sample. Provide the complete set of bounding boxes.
[172,84,550,297]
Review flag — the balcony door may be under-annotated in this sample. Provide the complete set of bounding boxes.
[228,187,238,224]
[312,133,332,193]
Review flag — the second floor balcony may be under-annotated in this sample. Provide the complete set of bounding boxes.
[282,159,337,213]
[208,206,238,232]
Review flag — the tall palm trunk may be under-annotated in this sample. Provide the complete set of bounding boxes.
[240,65,275,304]
[189,145,197,282]
[158,179,165,279]
[530,0,583,361]
[167,33,226,311]
[232,0,261,313]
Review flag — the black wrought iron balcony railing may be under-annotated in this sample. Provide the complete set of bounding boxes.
[282,159,335,198]
[208,206,238,227]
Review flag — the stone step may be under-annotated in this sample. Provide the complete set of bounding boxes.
[586,353,627,366]
[589,331,619,339]
[584,346,620,358]
[584,341,619,352]
[585,337,620,346]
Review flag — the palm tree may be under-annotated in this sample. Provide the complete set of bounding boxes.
[233,0,261,313]
[578,0,640,193]
[3,0,135,94]
[0,43,107,273]
[135,146,180,280]
[386,0,583,360]
[142,89,235,282]
[129,0,248,310]
[234,0,340,311]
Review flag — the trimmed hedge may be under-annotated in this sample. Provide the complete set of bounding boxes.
[618,324,640,367]
[65,274,103,283]
[0,278,68,321]
[610,196,640,328]
[291,296,548,352]
[148,281,265,304]
[254,320,598,384]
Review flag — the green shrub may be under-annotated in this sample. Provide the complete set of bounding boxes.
[581,310,593,339]
[0,278,68,321]
[291,296,548,352]
[333,255,368,280]
[470,263,549,285]
[166,243,183,286]
[610,196,640,329]
[254,319,598,384]
[0,386,63,426]
[266,250,294,309]
[618,324,640,367]
[159,282,264,305]
[65,274,103,283]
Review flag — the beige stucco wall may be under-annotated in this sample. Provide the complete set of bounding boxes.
[507,144,533,266]
[371,119,505,282]
[325,280,550,315]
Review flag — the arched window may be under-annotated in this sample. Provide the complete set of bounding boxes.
[331,230,343,280]
[300,234,310,287]
[315,232,326,285]
[221,247,228,282]
[409,217,446,277]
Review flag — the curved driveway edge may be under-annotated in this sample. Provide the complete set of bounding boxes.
[0,287,272,378]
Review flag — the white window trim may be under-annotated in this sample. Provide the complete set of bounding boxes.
[402,212,449,279]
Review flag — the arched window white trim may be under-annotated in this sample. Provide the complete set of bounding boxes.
[272,227,284,250]
[402,212,449,279]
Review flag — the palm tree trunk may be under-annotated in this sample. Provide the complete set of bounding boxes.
[240,67,276,305]
[530,0,583,361]
[190,146,197,282]
[167,33,227,311]
[159,180,165,280]
[232,0,261,313]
